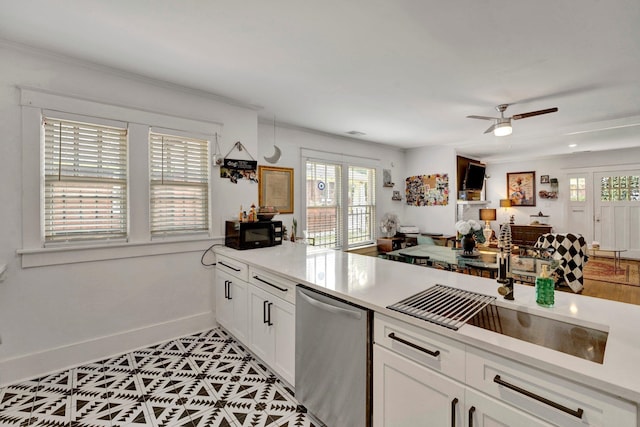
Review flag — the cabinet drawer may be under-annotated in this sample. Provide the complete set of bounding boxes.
[374,313,465,383]
[249,267,296,304]
[466,346,637,427]
[216,254,249,281]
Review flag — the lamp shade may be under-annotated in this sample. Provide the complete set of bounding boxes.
[494,120,512,136]
[479,208,497,221]
[500,199,512,208]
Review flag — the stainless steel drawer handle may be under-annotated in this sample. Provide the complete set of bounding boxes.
[219,261,241,272]
[253,275,288,292]
[493,375,584,419]
[387,333,440,357]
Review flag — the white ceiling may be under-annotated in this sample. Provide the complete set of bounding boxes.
[2,0,640,162]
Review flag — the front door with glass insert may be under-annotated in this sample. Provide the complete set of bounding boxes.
[594,171,640,259]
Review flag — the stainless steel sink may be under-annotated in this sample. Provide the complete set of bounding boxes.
[468,304,608,364]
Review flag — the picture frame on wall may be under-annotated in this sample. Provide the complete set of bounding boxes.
[258,166,294,214]
[540,174,550,184]
[507,171,536,206]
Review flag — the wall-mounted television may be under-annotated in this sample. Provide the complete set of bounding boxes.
[463,162,486,190]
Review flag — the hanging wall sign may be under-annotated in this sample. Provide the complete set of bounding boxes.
[220,158,258,184]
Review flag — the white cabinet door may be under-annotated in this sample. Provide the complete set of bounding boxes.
[373,344,465,427]
[215,269,233,329]
[248,285,295,385]
[215,269,248,344]
[465,389,553,427]
[248,286,274,364]
[271,296,295,384]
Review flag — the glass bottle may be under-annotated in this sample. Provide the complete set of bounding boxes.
[535,264,554,307]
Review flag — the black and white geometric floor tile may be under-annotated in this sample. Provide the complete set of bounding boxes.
[0,328,323,427]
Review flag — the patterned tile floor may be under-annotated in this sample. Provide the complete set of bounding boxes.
[0,328,323,427]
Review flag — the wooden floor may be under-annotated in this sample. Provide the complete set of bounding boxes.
[570,257,640,305]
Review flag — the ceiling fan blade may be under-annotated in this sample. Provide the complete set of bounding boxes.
[467,115,498,121]
[512,107,558,120]
[484,124,496,134]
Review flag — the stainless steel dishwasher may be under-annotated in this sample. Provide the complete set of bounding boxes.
[295,285,372,427]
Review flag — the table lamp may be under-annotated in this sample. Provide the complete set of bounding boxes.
[479,208,497,245]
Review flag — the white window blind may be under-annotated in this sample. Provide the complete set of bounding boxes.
[150,132,209,235]
[44,117,128,242]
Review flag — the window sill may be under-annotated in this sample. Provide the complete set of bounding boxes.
[18,236,222,268]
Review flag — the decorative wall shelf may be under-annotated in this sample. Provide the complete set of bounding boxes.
[456,200,490,205]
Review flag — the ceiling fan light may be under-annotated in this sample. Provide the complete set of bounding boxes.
[494,121,512,136]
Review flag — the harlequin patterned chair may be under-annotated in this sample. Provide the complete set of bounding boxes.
[534,233,589,293]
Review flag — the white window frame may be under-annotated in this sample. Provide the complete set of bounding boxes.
[18,88,220,267]
[301,148,380,249]
[149,129,211,237]
[43,114,129,244]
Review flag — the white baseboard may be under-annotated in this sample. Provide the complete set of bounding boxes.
[0,311,216,387]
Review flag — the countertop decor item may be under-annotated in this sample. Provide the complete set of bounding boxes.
[536,264,555,307]
[456,219,484,255]
[380,213,399,237]
[479,208,497,246]
[460,233,476,255]
[257,206,279,221]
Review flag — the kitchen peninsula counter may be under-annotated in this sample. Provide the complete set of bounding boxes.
[214,242,640,404]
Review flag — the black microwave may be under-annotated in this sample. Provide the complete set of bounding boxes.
[225,220,283,250]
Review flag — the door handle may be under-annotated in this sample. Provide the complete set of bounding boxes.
[267,302,274,326]
[226,280,232,300]
[263,300,269,324]
[468,406,475,427]
[451,398,458,427]
[224,280,229,299]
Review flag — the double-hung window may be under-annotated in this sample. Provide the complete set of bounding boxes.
[43,117,128,243]
[149,132,210,236]
[305,158,376,249]
[348,166,376,246]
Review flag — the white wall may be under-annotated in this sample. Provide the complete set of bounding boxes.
[402,145,458,235]
[484,148,640,243]
[257,122,405,238]
[0,43,259,385]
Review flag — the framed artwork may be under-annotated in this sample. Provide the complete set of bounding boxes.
[540,174,550,184]
[383,169,394,187]
[507,171,536,206]
[258,166,294,214]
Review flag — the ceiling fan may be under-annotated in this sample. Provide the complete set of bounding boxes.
[467,104,558,136]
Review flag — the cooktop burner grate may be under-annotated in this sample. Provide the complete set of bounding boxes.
[387,284,496,330]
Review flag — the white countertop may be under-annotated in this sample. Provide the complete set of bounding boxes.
[214,242,640,403]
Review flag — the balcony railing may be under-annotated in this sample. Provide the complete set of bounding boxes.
[306,205,374,248]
